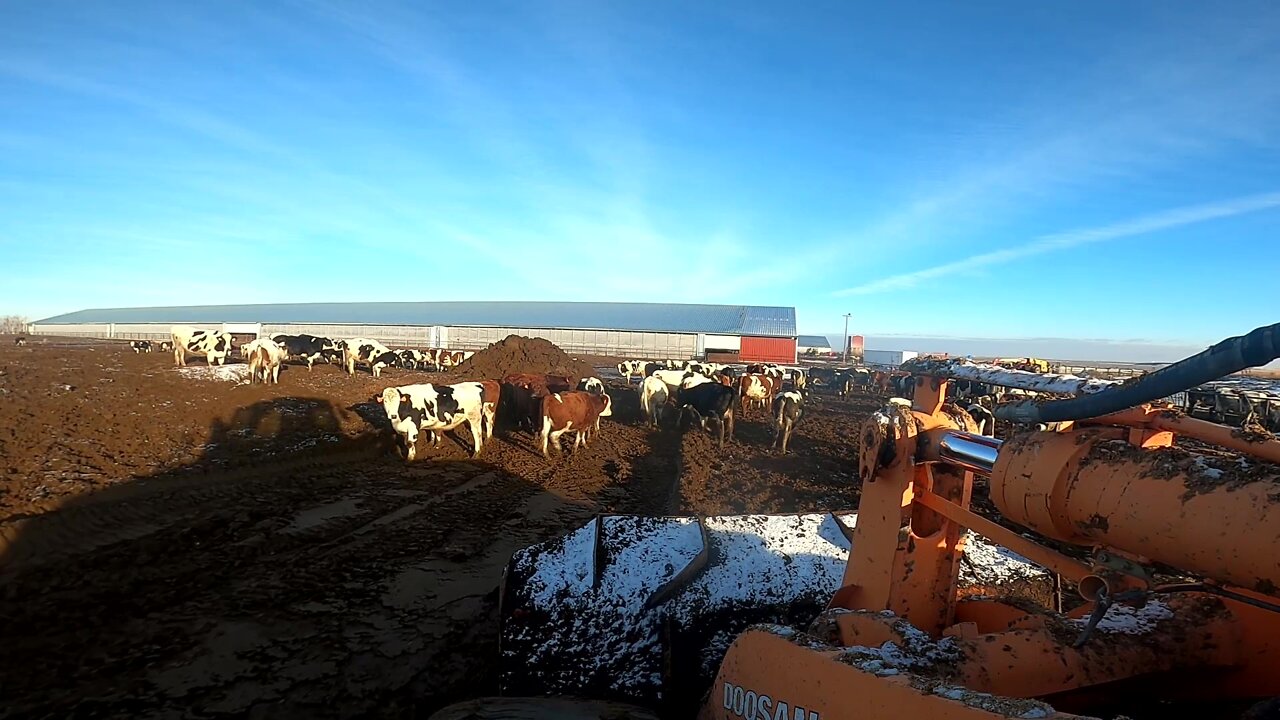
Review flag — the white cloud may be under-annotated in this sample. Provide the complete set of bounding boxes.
[833,190,1280,296]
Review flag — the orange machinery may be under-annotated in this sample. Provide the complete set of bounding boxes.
[704,345,1280,719]
[434,324,1280,720]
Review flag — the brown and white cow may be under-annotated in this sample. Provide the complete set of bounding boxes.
[502,373,574,432]
[738,373,778,413]
[540,391,612,459]
[244,338,288,384]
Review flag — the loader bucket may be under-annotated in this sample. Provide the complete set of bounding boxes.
[498,512,1050,713]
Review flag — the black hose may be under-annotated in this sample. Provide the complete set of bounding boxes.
[996,322,1280,424]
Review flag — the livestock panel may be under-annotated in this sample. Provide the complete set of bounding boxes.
[739,336,797,364]
[29,323,114,338]
[106,323,174,341]
[260,324,432,346]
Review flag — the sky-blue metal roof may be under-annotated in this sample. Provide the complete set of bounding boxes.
[36,301,797,337]
[797,334,832,348]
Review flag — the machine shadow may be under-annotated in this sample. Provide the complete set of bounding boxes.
[0,396,602,719]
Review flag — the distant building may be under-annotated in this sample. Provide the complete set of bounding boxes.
[797,335,833,356]
[31,301,799,363]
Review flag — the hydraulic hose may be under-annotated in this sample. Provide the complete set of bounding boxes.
[996,322,1280,424]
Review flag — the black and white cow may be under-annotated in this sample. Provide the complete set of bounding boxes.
[616,360,648,384]
[772,390,805,454]
[129,340,153,354]
[577,377,605,395]
[158,340,173,352]
[171,325,233,367]
[379,382,488,460]
[14,336,27,347]
[398,349,428,371]
[344,338,397,377]
[675,382,737,449]
[272,334,340,371]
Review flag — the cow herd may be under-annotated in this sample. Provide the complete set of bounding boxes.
[142,329,859,460]
[620,359,808,451]
[158,326,478,386]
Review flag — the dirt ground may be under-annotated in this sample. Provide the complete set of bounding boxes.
[0,339,878,719]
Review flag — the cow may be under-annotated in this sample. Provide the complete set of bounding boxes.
[14,337,26,347]
[273,334,340,371]
[872,370,891,394]
[171,325,233,367]
[807,367,836,386]
[344,338,396,377]
[739,373,777,413]
[617,360,648,384]
[398,348,428,370]
[436,350,472,369]
[577,377,605,395]
[788,368,807,391]
[639,375,669,428]
[772,390,805,454]
[130,340,153,354]
[379,381,488,460]
[502,373,574,433]
[835,373,854,398]
[675,382,736,448]
[890,374,916,399]
[652,368,703,395]
[540,391,613,459]
[243,338,288,384]
[158,340,173,352]
[967,403,996,436]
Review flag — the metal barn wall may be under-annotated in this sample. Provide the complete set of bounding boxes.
[30,322,114,338]
[740,336,797,363]
[447,326,697,359]
[31,321,700,359]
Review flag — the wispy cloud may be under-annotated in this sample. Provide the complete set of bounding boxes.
[834,190,1280,296]
[830,12,1280,267]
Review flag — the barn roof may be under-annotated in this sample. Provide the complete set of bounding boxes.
[35,301,797,337]
[797,335,831,348]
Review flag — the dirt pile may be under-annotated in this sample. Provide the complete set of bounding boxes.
[453,335,597,381]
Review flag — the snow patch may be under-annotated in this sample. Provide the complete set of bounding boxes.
[1071,599,1174,635]
[177,364,252,384]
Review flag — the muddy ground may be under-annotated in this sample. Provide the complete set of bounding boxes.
[0,339,881,719]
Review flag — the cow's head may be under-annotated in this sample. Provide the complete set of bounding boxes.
[380,387,405,422]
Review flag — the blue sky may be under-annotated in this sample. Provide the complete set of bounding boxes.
[2,1,1278,361]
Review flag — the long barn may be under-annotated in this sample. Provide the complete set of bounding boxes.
[30,301,799,363]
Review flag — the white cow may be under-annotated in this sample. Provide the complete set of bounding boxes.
[639,376,669,428]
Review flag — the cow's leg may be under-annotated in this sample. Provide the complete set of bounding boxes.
[726,408,735,438]
[540,416,553,459]
[403,430,417,461]
[468,417,484,457]
[712,416,725,448]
